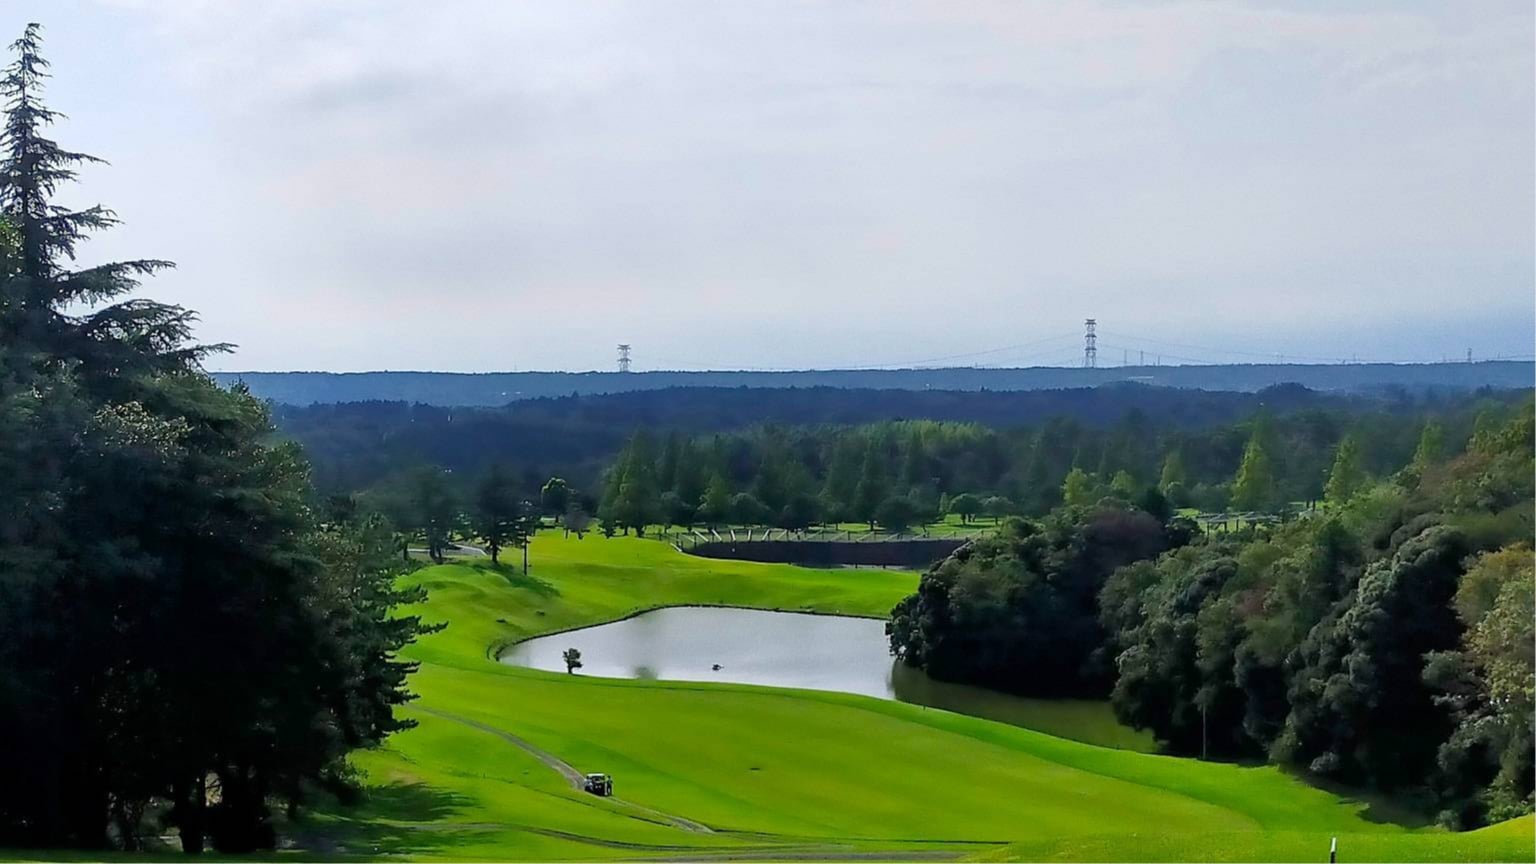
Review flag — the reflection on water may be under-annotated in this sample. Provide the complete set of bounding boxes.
[499,606,1149,749]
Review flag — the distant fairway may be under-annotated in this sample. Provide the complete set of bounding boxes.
[309,534,1531,861]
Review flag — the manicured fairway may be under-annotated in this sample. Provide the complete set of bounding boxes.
[311,533,1529,861]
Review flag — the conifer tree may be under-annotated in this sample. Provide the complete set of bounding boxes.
[0,23,213,388]
[1230,434,1276,511]
[1159,450,1188,491]
[0,28,431,851]
[1324,434,1367,506]
[699,472,731,526]
[475,464,521,564]
[902,429,930,486]
[853,442,889,528]
[1410,421,1445,475]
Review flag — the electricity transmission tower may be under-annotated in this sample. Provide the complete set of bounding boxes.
[1083,319,1097,369]
[617,344,632,373]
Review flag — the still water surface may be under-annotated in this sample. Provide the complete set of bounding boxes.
[499,606,1149,749]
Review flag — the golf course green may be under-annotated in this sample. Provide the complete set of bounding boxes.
[313,533,1533,861]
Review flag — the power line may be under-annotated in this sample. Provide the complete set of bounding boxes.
[1096,331,1349,364]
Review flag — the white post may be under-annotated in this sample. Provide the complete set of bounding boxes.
[1329,836,1337,863]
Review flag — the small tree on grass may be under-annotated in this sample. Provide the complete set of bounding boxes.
[562,648,583,674]
[875,496,918,534]
[948,493,983,523]
[411,466,458,563]
[730,492,770,526]
[982,495,1015,522]
[541,477,571,523]
[778,493,820,532]
[565,505,591,538]
[474,464,520,565]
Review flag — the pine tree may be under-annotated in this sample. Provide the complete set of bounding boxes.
[1409,421,1445,475]
[612,431,658,535]
[853,442,888,528]
[1324,434,1367,506]
[475,464,520,564]
[902,429,929,487]
[1159,449,1188,491]
[411,466,457,563]
[699,472,731,526]
[821,437,862,514]
[0,28,438,851]
[657,431,682,493]
[754,450,789,514]
[0,24,211,388]
[1230,434,1276,511]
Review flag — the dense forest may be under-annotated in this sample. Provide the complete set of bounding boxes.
[572,392,1524,536]
[889,405,1534,828]
[275,385,1527,515]
[280,382,1375,492]
[215,360,1536,406]
[0,27,429,853]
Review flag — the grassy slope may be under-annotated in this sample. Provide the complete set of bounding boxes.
[313,533,1532,861]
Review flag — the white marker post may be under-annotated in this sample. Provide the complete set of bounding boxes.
[1329,836,1338,863]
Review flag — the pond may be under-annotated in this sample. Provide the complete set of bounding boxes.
[499,606,1153,751]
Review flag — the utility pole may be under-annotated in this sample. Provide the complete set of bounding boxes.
[617,344,632,373]
[1083,319,1097,369]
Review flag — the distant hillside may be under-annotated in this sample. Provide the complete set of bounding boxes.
[271,383,1526,494]
[216,361,1532,406]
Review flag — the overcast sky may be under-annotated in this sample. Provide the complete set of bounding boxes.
[12,1,1535,371]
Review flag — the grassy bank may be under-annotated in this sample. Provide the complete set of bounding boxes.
[292,532,1531,861]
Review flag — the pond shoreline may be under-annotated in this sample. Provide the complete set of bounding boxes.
[495,604,1158,752]
[488,602,888,660]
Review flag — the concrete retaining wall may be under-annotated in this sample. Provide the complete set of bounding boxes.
[683,538,965,568]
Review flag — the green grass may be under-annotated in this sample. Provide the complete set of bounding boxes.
[9,532,1526,860]
[295,532,1533,861]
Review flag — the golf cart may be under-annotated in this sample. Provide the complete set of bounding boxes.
[583,773,613,797]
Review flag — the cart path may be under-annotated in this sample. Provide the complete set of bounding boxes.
[416,707,716,834]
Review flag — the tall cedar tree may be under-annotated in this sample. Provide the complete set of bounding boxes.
[0,26,430,853]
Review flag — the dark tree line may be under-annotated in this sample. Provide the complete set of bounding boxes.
[890,403,1534,828]
[266,383,1526,499]
[0,27,431,853]
[580,395,1519,536]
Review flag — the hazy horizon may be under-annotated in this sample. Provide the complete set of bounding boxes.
[16,1,1536,372]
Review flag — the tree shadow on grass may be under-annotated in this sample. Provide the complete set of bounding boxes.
[295,782,496,857]
[1287,769,1437,828]
[311,817,498,858]
[351,780,475,822]
[479,561,560,597]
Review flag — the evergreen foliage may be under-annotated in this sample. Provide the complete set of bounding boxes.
[0,28,430,852]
